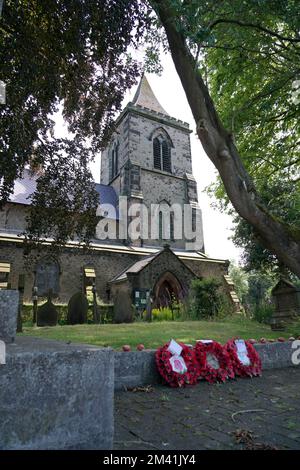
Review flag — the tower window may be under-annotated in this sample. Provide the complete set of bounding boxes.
[158,201,174,242]
[170,212,175,241]
[162,140,171,173]
[153,136,171,173]
[159,211,163,240]
[192,208,197,232]
[110,142,119,180]
[153,138,161,170]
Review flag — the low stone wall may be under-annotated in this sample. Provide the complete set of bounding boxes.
[115,350,158,390]
[0,337,114,450]
[254,342,298,370]
[114,342,299,390]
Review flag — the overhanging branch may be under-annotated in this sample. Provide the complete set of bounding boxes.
[209,18,300,43]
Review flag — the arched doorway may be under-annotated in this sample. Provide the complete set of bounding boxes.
[154,271,183,308]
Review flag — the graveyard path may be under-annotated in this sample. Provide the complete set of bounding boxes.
[114,368,300,450]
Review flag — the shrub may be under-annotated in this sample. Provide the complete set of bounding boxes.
[190,277,228,319]
[251,302,275,324]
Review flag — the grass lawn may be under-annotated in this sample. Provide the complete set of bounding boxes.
[20,316,300,350]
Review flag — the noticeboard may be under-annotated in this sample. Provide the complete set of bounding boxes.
[133,289,150,309]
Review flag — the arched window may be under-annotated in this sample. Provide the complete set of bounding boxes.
[170,212,175,241]
[192,208,197,232]
[158,211,163,240]
[162,140,171,173]
[153,135,171,173]
[153,137,161,170]
[158,201,174,242]
[110,141,119,180]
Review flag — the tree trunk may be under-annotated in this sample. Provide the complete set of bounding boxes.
[153,0,300,278]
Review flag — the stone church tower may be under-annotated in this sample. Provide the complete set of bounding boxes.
[100,75,204,251]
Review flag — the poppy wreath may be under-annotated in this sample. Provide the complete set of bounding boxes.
[155,342,200,388]
[195,340,235,383]
[225,339,262,377]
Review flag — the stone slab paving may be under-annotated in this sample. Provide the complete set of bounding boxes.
[114,368,300,450]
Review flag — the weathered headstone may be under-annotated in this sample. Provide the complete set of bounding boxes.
[271,278,300,330]
[37,290,58,327]
[67,291,89,324]
[92,283,100,324]
[36,258,60,297]
[17,274,25,333]
[0,290,19,342]
[32,285,38,325]
[145,295,153,322]
[113,290,134,323]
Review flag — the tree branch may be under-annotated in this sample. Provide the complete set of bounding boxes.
[209,18,300,43]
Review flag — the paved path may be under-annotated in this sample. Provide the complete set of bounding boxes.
[114,368,300,450]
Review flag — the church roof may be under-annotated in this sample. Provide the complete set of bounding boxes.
[8,169,119,220]
[111,254,158,282]
[110,245,200,283]
[132,74,169,116]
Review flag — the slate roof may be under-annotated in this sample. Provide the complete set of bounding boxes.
[8,169,119,220]
[110,246,201,284]
[132,74,169,116]
[111,254,158,282]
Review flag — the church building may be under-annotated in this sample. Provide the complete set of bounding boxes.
[0,76,239,312]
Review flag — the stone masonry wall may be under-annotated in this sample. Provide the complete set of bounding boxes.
[0,203,28,233]
[0,242,228,305]
[0,242,141,303]
[100,114,131,187]
[127,110,192,177]
[141,170,189,249]
[128,249,196,296]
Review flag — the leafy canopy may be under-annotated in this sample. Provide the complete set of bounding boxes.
[176,0,300,270]
[1,0,299,258]
[0,0,153,243]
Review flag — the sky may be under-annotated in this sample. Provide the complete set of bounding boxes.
[89,52,243,263]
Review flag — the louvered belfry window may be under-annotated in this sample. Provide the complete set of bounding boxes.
[153,135,171,173]
[153,137,161,170]
[162,140,171,172]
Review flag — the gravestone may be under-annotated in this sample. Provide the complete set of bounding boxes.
[0,290,19,342]
[113,290,134,323]
[17,274,25,333]
[36,258,60,297]
[271,278,300,330]
[145,295,153,322]
[67,292,89,324]
[37,290,58,327]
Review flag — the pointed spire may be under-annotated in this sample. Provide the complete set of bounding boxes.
[132,74,169,116]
